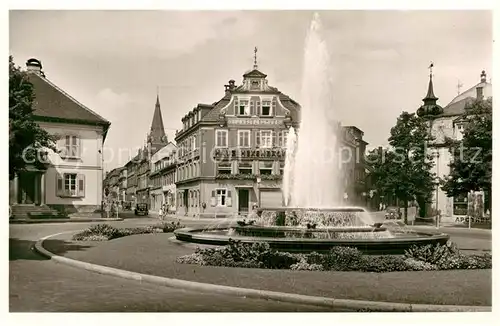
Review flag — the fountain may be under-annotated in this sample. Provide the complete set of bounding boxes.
[174,13,449,254]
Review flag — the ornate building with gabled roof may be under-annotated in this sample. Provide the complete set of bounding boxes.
[174,52,368,218]
[9,58,111,218]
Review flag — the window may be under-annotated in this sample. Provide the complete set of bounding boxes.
[251,80,260,90]
[57,173,85,197]
[215,130,228,147]
[238,100,250,115]
[238,162,252,174]
[278,130,288,148]
[65,173,77,193]
[216,189,227,206]
[217,162,232,175]
[259,161,273,175]
[192,135,197,151]
[280,162,285,175]
[63,135,80,158]
[259,130,273,148]
[238,130,250,148]
[261,101,271,116]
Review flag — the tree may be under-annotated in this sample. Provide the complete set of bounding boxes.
[441,98,492,213]
[366,112,436,223]
[9,55,56,180]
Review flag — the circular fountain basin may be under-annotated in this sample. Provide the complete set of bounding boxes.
[174,207,450,254]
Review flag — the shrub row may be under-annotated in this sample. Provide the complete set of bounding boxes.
[72,222,184,241]
[176,239,492,273]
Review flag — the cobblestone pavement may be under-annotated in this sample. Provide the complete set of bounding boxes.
[9,221,340,312]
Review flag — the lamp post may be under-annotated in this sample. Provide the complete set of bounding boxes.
[256,176,262,207]
[435,150,440,229]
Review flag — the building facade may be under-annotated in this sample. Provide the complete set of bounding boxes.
[175,63,368,218]
[417,70,492,220]
[124,155,138,208]
[9,58,110,217]
[149,142,177,213]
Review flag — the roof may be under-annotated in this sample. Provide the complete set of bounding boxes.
[242,69,267,78]
[28,73,110,128]
[199,92,233,122]
[149,94,167,143]
[448,81,492,106]
[438,96,476,118]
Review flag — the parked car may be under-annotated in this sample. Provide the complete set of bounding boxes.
[134,203,149,216]
[385,206,401,220]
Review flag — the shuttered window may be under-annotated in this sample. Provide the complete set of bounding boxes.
[56,173,85,197]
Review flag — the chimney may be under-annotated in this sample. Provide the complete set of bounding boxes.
[26,58,44,76]
[228,79,236,90]
[476,86,483,100]
[480,70,487,83]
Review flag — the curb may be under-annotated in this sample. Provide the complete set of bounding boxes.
[10,218,123,224]
[34,232,491,312]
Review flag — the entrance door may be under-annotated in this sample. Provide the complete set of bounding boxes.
[18,172,37,205]
[183,191,189,215]
[238,189,250,216]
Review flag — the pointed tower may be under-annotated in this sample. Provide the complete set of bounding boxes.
[417,63,443,118]
[147,90,168,154]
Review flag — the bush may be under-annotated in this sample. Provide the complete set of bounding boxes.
[155,221,184,233]
[323,247,363,271]
[404,242,459,265]
[176,242,492,273]
[72,223,182,241]
[403,258,437,271]
[437,252,492,270]
[258,251,300,269]
[290,262,324,271]
[359,255,407,272]
[176,253,206,265]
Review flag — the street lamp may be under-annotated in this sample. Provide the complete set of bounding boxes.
[256,176,262,207]
[434,150,441,229]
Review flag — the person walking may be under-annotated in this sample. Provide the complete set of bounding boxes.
[158,204,164,221]
[104,201,110,219]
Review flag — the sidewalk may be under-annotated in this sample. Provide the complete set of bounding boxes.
[10,217,123,224]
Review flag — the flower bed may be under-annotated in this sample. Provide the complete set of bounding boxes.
[72,222,184,241]
[176,239,491,273]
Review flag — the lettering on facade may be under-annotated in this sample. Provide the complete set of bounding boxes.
[228,118,283,126]
[213,147,286,159]
[454,216,490,224]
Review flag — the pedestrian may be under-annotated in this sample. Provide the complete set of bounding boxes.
[105,201,110,218]
[159,204,164,221]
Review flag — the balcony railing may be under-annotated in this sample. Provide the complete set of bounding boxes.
[215,173,282,181]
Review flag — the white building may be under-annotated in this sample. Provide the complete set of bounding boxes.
[149,142,177,214]
[10,58,110,218]
[417,70,492,220]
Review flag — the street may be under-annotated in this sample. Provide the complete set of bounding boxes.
[9,220,341,312]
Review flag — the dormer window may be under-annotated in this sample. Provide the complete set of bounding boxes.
[261,101,271,116]
[238,100,250,116]
[251,80,260,90]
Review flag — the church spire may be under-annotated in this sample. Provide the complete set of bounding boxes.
[417,62,443,117]
[148,90,167,146]
[423,62,438,104]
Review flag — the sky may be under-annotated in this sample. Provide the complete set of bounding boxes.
[9,10,493,171]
